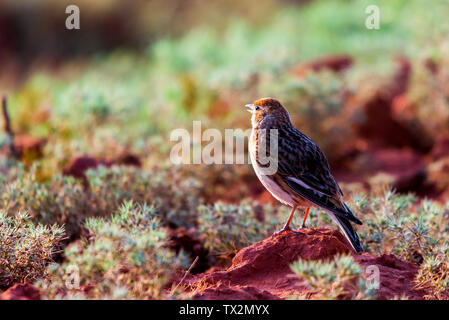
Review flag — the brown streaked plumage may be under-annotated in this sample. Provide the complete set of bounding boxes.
[246,97,363,252]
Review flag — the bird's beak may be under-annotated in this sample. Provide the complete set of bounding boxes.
[245,104,254,113]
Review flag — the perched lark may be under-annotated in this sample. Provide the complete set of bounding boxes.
[246,97,363,252]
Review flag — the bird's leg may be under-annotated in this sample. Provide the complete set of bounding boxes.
[282,206,296,231]
[272,206,304,237]
[300,207,310,229]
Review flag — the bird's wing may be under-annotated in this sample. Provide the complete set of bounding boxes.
[284,175,362,225]
[276,127,362,225]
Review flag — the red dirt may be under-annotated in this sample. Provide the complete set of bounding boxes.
[13,134,46,159]
[333,147,424,186]
[168,227,211,274]
[353,57,433,153]
[63,153,141,188]
[0,283,41,300]
[115,153,142,167]
[331,131,449,201]
[184,228,425,300]
[424,57,439,75]
[431,134,449,161]
[63,156,112,178]
[293,54,353,77]
[63,156,112,187]
[256,190,278,205]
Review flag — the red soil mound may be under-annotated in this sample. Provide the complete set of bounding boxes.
[184,228,425,300]
[0,283,41,300]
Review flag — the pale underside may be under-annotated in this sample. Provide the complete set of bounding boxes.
[249,129,314,209]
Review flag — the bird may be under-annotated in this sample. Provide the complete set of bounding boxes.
[246,97,363,252]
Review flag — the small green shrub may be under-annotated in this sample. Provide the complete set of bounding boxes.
[0,211,64,289]
[0,164,92,237]
[291,254,376,300]
[0,164,203,237]
[349,190,439,260]
[197,201,280,259]
[416,254,449,300]
[37,201,188,299]
[86,165,203,228]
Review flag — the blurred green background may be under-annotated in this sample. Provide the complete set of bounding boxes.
[1,0,448,176]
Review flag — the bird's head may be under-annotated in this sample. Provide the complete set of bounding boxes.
[246,97,291,128]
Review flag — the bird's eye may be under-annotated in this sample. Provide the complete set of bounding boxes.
[255,106,261,111]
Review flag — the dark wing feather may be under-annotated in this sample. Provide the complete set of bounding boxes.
[332,213,364,252]
[298,172,336,197]
[276,126,362,225]
[284,176,362,225]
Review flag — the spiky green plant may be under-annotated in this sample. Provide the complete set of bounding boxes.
[291,254,376,300]
[416,255,449,300]
[197,201,281,258]
[0,164,203,237]
[349,190,438,260]
[37,201,188,299]
[0,211,64,289]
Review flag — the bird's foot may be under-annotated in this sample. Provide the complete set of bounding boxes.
[298,223,307,230]
[271,225,304,237]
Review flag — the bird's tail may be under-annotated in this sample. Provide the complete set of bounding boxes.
[328,212,364,253]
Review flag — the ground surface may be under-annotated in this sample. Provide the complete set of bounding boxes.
[183,228,425,300]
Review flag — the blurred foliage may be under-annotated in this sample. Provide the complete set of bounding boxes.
[0,163,203,237]
[4,0,449,170]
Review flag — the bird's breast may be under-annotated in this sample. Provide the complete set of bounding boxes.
[249,128,296,206]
